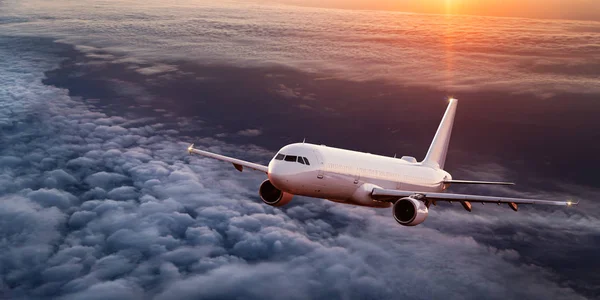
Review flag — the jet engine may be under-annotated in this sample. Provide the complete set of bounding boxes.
[392,197,429,226]
[259,179,293,206]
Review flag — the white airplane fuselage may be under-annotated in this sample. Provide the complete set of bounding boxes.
[268,143,451,208]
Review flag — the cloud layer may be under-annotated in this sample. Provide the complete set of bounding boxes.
[0,35,598,300]
[1,0,600,98]
[1,1,600,298]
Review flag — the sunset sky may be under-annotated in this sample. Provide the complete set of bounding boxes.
[279,0,600,21]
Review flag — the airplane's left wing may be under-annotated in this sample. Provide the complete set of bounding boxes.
[187,144,268,174]
[371,188,577,211]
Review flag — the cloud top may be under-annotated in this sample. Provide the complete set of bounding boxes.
[1,0,599,98]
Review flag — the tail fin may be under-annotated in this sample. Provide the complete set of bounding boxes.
[422,98,458,169]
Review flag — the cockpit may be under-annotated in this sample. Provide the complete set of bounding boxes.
[274,153,311,165]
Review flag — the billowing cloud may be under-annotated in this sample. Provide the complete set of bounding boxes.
[0,37,595,299]
[0,6,598,300]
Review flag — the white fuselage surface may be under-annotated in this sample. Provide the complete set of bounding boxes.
[268,143,451,208]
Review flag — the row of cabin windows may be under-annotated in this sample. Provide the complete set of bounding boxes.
[274,154,310,165]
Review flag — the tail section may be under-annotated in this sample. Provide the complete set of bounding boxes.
[422,98,458,169]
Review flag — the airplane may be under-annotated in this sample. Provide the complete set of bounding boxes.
[187,98,577,226]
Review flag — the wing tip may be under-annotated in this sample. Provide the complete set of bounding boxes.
[188,143,194,154]
[443,180,515,186]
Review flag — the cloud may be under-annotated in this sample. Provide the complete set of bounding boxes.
[0,27,597,300]
[3,1,599,99]
[273,84,317,101]
[132,64,179,76]
[237,129,263,137]
[43,169,78,189]
[84,172,130,190]
[27,188,78,209]
[60,280,144,300]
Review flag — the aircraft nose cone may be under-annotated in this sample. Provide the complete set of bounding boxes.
[268,161,285,188]
[268,160,296,191]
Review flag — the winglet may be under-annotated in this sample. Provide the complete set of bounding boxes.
[422,98,458,169]
[188,143,194,154]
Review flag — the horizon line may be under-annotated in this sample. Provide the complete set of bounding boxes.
[271,2,600,24]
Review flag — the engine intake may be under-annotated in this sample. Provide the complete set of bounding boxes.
[393,197,429,226]
[259,180,293,206]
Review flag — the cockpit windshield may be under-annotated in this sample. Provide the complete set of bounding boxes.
[275,153,310,166]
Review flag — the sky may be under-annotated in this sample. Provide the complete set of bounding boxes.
[0,0,599,299]
[277,0,600,21]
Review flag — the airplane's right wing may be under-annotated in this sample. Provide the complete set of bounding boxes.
[187,144,268,174]
[371,188,577,211]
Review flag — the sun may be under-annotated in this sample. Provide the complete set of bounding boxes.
[443,0,462,15]
[445,0,452,13]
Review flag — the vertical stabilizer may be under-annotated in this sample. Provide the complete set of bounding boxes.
[422,98,458,169]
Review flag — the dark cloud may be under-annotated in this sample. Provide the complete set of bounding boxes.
[237,129,263,137]
[273,84,317,101]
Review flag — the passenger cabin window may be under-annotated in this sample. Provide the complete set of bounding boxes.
[297,156,305,164]
[284,155,297,162]
[275,154,285,160]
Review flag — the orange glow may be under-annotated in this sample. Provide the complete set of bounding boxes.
[284,0,600,21]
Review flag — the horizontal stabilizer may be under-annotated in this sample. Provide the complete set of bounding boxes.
[443,180,514,186]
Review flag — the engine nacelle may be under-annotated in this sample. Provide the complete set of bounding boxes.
[259,179,293,206]
[393,197,429,226]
